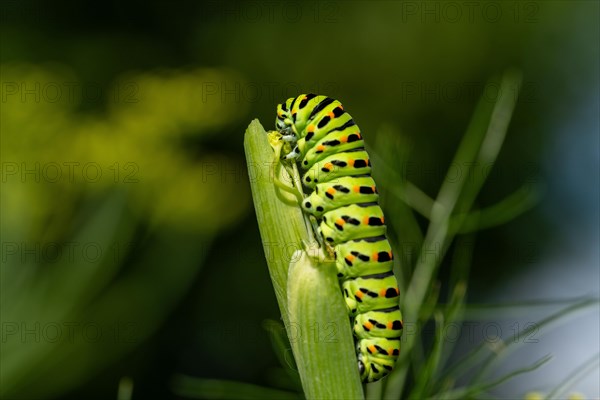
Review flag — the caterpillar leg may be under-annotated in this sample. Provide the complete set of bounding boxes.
[267,130,304,206]
[273,180,302,206]
[281,134,297,143]
[284,145,301,160]
[308,215,330,251]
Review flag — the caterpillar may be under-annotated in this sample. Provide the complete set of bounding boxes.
[274,94,403,383]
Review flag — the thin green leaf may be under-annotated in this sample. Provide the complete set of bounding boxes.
[426,235,472,394]
[471,298,597,384]
[382,176,539,237]
[408,281,442,376]
[437,340,498,390]
[369,147,434,223]
[451,182,541,234]
[545,353,600,400]
[407,70,522,323]
[433,355,552,400]
[435,284,469,376]
[456,296,600,321]
[385,70,522,399]
[409,312,445,399]
[452,69,523,219]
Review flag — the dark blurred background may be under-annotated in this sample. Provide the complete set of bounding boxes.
[1,1,598,399]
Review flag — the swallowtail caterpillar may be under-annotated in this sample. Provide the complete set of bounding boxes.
[271,94,403,383]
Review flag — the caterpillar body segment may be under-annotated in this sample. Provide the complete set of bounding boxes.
[334,238,394,279]
[319,203,387,244]
[302,150,372,189]
[342,272,400,316]
[301,176,379,218]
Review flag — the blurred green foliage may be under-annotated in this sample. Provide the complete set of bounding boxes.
[1,63,249,233]
[1,63,250,398]
[1,1,598,399]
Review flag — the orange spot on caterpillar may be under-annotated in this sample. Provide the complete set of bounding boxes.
[387,321,394,329]
[324,162,333,170]
[381,217,385,224]
[348,159,355,166]
[316,145,325,152]
[372,252,379,261]
[353,186,360,193]
[346,254,355,262]
[364,321,374,330]
[368,345,377,354]
[327,188,336,195]
[388,348,394,356]
[355,291,364,299]
[307,124,315,133]
[336,218,345,226]
[341,136,348,143]
[363,216,370,225]
[328,111,335,118]
[379,288,387,297]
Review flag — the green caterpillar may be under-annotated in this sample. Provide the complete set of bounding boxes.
[274,94,403,383]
